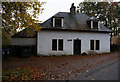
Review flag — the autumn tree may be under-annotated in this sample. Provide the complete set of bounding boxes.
[2,28,11,46]
[2,1,45,35]
[77,1,119,37]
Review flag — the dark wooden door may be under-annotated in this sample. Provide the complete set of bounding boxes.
[74,39,81,55]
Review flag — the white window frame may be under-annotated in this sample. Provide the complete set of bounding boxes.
[53,18,55,27]
[90,40,100,50]
[53,18,64,27]
[61,18,64,27]
[52,39,63,51]
[91,21,93,29]
[91,21,99,29]
[98,21,100,29]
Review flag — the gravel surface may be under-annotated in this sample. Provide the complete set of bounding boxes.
[2,52,119,80]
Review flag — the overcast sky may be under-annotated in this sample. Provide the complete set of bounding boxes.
[38,0,119,22]
[38,0,84,22]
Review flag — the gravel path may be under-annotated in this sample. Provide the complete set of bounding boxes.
[2,52,119,80]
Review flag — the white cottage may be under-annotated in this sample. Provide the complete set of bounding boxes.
[37,4,112,56]
[12,3,112,56]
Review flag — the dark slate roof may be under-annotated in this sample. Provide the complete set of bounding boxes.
[40,12,89,29]
[40,12,112,33]
[12,11,112,38]
[12,28,36,38]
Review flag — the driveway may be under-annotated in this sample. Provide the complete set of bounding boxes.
[2,52,119,80]
[75,59,119,80]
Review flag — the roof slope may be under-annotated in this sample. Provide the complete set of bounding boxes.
[12,12,112,38]
[12,28,36,38]
[40,12,112,33]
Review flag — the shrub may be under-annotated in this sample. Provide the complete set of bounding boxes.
[110,44,120,52]
[2,45,37,58]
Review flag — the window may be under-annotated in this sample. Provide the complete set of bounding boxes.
[53,18,63,27]
[96,40,100,50]
[87,20,99,29]
[90,40,94,50]
[52,39,57,51]
[52,39,63,51]
[90,40,100,50]
[93,21,98,29]
[58,39,63,50]
[55,19,62,27]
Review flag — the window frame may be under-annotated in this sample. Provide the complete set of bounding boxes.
[90,40,100,50]
[90,40,94,50]
[52,39,63,51]
[93,21,98,29]
[96,40,100,50]
[52,39,57,51]
[58,39,63,51]
[53,18,64,27]
[90,21,99,29]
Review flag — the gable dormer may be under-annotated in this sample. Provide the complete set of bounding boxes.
[52,17,64,27]
[87,16,99,29]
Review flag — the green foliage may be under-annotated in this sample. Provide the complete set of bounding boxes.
[77,1,120,36]
[2,1,45,35]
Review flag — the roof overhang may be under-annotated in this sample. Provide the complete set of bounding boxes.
[41,28,112,33]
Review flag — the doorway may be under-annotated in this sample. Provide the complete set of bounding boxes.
[74,39,81,55]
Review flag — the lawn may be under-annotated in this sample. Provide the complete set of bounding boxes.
[2,52,119,80]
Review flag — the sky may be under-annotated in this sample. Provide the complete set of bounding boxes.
[38,0,120,22]
[38,0,84,22]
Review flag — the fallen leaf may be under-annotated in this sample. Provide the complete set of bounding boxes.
[91,78,95,80]
[86,70,89,72]
[51,78,54,80]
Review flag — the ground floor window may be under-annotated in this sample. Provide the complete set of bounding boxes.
[52,39,63,51]
[90,40,100,50]
[52,39,57,51]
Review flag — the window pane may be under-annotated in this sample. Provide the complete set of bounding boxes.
[90,40,94,50]
[93,21,98,29]
[58,39,63,51]
[55,19,62,27]
[52,39,57,51]
[96,40,100,50]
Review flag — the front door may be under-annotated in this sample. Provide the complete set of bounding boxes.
[74,39,81,55]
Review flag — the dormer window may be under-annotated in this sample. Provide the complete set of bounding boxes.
[93,21,98,29]
[53,17,64,27]
[87,16,99,29]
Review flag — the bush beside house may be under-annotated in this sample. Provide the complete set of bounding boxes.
[111,35,120,52]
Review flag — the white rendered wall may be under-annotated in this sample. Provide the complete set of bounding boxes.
[37,31,110,56]
[12,38,36,46]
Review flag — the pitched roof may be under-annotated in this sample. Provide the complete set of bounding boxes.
[40,12,112,33]
[40,12,89,29]
[12,28,36,38]
[12,10,112,38]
